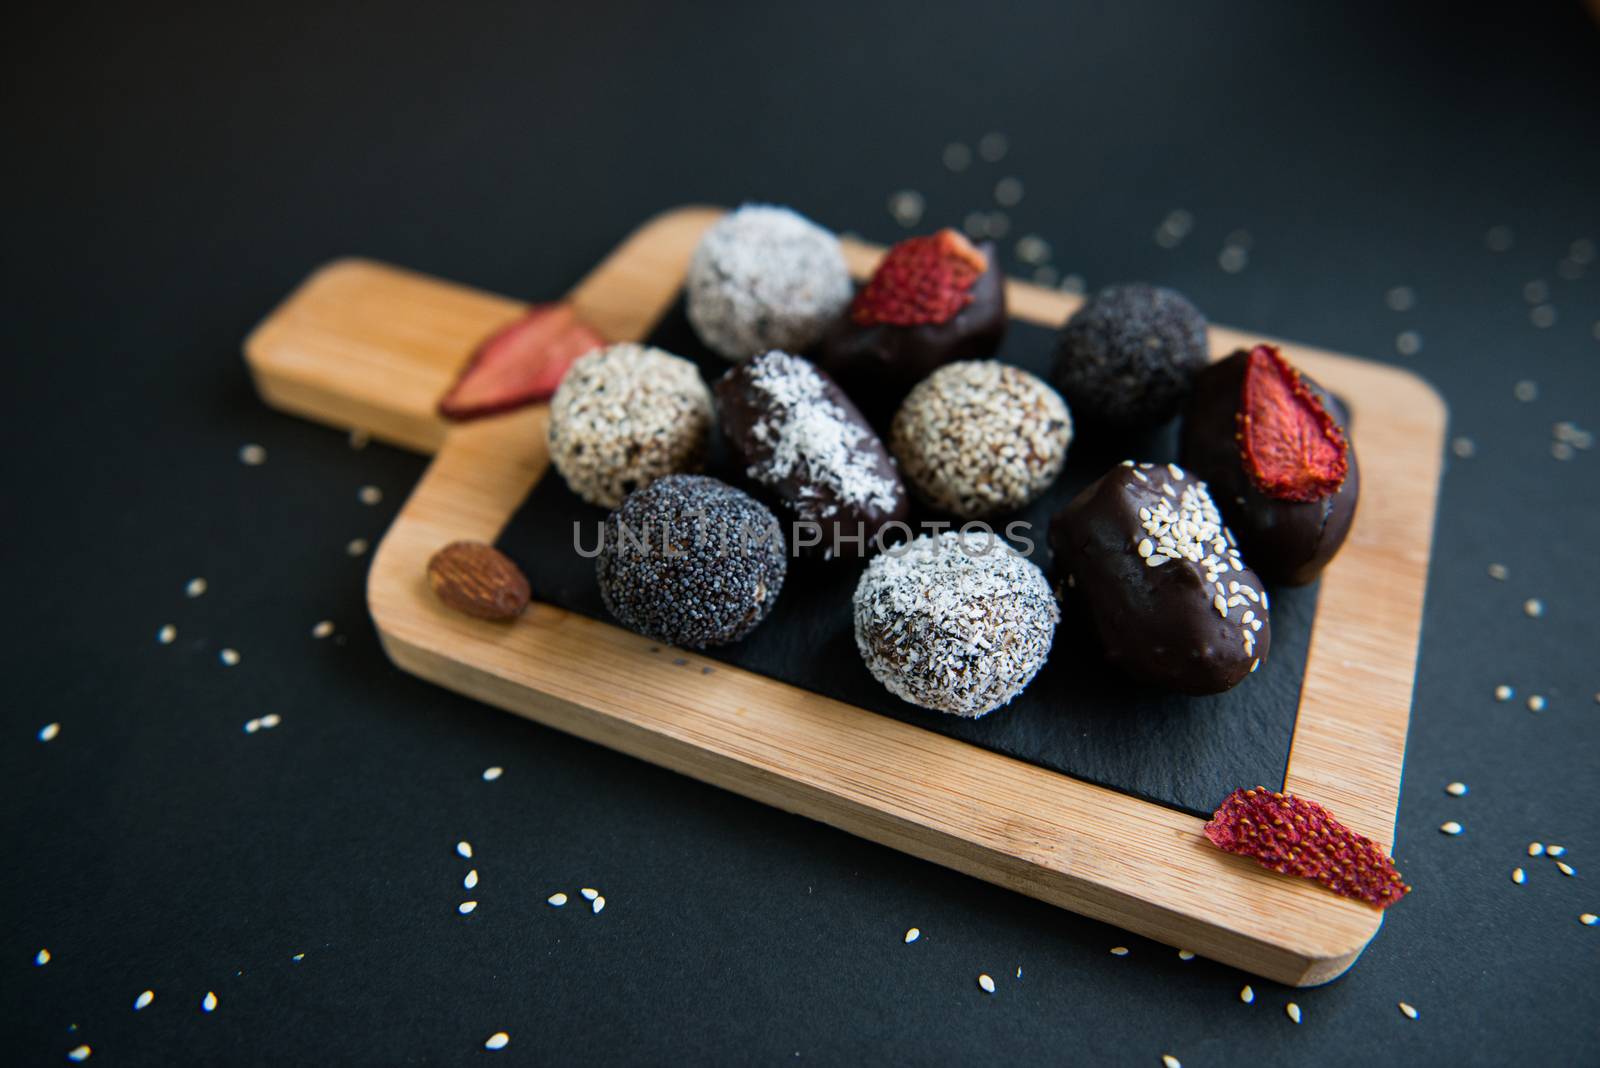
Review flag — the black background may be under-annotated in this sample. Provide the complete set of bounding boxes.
[5,2,1599,1065]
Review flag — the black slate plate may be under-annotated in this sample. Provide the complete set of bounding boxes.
[500,299,1315,818]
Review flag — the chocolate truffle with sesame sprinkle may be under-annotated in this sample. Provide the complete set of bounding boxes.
[853,530,1059,718]
[1051,461,1270,695]
[547,343,713,509]
[1052,283,1209,434]
[596,475,786,648]
[715,350,909,559]
[889,361,1073,518]
[686,205,854,361]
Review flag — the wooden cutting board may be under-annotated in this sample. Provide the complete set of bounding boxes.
[245,205,1446,986]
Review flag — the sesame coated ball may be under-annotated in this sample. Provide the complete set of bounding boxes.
[1052,283,1208,433]
[889,361,1073,518]
[596,475,787,648]
[686,204,854,361]
[547,343,713,509]
[853,531,1059,717]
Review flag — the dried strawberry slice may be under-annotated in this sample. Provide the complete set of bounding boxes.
[1235,344,1349,501]
[438,303,606,421]
[1205,787,1410,909]
[851,229,990,327]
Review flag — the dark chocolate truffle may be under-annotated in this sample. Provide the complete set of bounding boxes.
[714,350,909,559]
[1179,346,1359,586]
[816,230,1007,422]
[1051,461,1270,695]
[596,475,786,648]
[853,531,1059,717]
[1052,283,1208,433]
[890,361,1073,518]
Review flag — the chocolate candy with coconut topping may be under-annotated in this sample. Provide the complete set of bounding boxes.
[715,350,909,558]
[596,475,786,648]
[852,531,1059,718]
[1179,346,1359,586]
[1050,461,1271,695]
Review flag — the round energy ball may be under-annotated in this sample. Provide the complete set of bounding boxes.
[596,475,787,648]
[853,531,1059,717]
[547,343,713,509]
[686,204,853,361]
[1052,283,1208,434]
[889,361,1073,518]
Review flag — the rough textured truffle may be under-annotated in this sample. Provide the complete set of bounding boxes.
[853,531,1059,718]
[1180,347,1360,586]
[889,361,1072,518]
[547,343,713,509]
[686,205,853,361]
[1051,461,1270,695]
[1052,283,1208,433]
[715,350,908,557]
[596,475,786,648]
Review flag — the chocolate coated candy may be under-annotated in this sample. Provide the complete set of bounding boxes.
[1051,462,1270,695]
[1179,350,1359,586]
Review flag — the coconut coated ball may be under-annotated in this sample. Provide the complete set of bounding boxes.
[1052,283,1208,433]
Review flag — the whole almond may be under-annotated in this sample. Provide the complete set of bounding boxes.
[427,541,531,621]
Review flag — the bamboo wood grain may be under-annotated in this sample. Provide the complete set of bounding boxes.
[245,206,1446,986]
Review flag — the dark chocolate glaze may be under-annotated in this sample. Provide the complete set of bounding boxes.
[715,353,910,559]
[1050,463,1271,695]
[814,241,1007,427]
[1178,350,1360,586]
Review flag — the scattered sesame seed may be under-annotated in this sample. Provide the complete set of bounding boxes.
[158,624,177,644]
[887,190,925,228]
[67,1046,91,1062]
[1528,695,1546,712]
[482,766,503,781]
[134,990,154,1010]
[1495,685,1514,701]
[485,1032,510,1051]
[456,841,472,859]
[1395,330,1422,356]
[259,714,281,729]
[1531,305,1557,329]
[202,991,217,1013]
[311,620,334,639]
[994,177,1024,207]
[1110,946,1129,956]
[1514,380,1539,402]
[1446,782,1468,796]
[1523,598,1544,617]
[592,896,606,914]
[1488,563,1508,580]
[1512,867,1526,884]
[1398,1001,1418,1020]
[1163,1055,1182,1068]
[904,928,920,944]
[293,953,304,961]
[1524,279,1551,304]
[1060,273,1086,295]
[1240,985,1254,1004]
[1549,845,1567,857]
[1530,843,1546,856]
[1552,442,1574,461]
[579,888,598,901]
[358,485,382,506]
[1016,234,1051,265]
[977,132,1008,162]
[1451,436,1476,458]
[38,722,60,743]
[244,719,260,733]
[185,577,207,598]
[1557,862,1576,877]
[1286,1002,1302,1024]
[219,648,240,667]
[977,973,996,994]
[1177,949,1195,961]
[1218,245,1249,273]
[1581,914,1597,926]
[35,948,50,966]
[942,142,972,172]
[963,212,989,239]
[345,538,369,557]
[1440,821,1464,836]
[238,443,267,465]
[1385,286,1416,311]
[1486,225,1514,252]
[464,869,478,890]
[547,893,568,907]
[458,901,477,915]
[1016,966,1022,979]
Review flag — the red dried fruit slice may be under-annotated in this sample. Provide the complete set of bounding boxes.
[1235,344,1349,502]
[439,303,606,421]
[1205,787,1410,909]
[851,229,989,327]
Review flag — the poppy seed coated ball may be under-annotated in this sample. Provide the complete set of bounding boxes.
[1052,283,1208,433]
